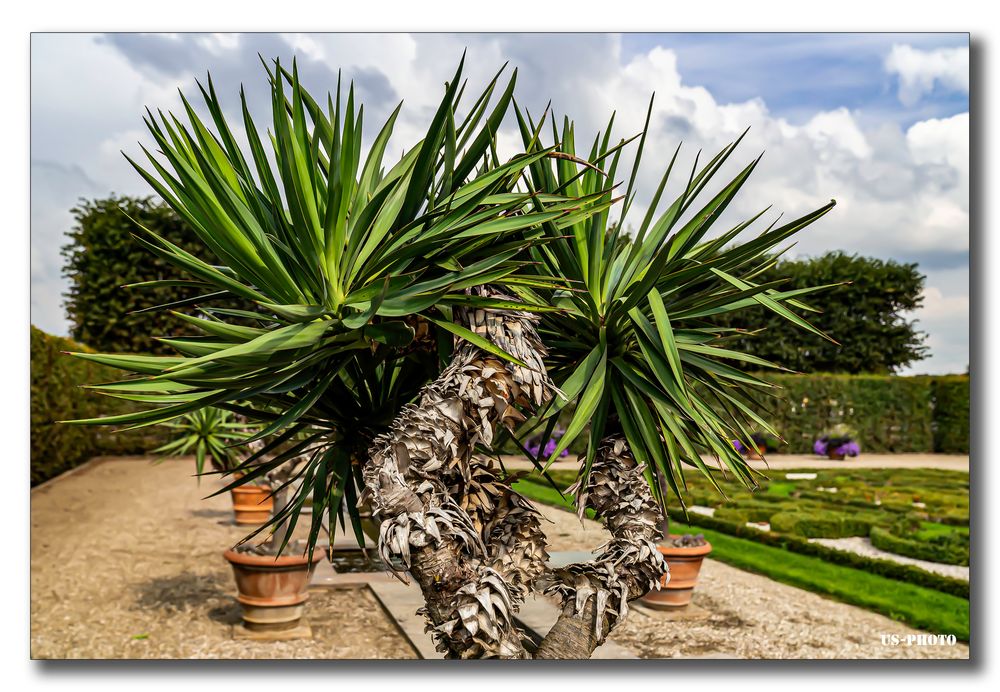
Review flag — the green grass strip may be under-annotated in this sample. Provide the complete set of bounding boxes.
[513,478,969,640]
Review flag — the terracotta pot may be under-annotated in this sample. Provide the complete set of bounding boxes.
[827,452,846,461]
[744,446,766,461]
[230,484,274,525]
[640,537,712,609]
[223,548,323,631]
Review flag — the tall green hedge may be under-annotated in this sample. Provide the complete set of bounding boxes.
[31,326,160,486]
[930,376,970,454]
[507,373,969,456]
[746,373,968,454]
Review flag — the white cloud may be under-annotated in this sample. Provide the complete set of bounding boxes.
[534,43,966,268]
[907,112,969,172]
[801,108,872,159]
[900,278,969,375]
[885,44,969,106]
[197,33,241,55]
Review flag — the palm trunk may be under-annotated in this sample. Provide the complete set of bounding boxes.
[362,287,667,659]
[534,436,668,659]
[363,286,550,658]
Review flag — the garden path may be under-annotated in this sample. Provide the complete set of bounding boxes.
[30,456,416,659]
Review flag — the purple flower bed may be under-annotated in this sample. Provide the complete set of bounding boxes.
[813,436,861,457]
[732,431,771,456]
[527,427,570,459]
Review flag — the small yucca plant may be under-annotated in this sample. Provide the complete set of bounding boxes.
[151,407,251,477]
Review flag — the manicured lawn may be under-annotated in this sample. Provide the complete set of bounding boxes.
[916,521,969,541]
[667,521,969,640]
[513,476,970,641]
[765,482,796,497]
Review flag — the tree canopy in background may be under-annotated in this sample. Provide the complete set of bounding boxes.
[712,252,928,374]
[61,196,243,355]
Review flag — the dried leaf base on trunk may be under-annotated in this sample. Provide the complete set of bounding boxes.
[535,437,669,659]
[362,288,669,659]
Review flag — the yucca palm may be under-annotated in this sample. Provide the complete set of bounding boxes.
[494,104,838,657]
[151,406,251,476]
[68,59,602,554]
[64,60,626,658]
[65,57,838,660]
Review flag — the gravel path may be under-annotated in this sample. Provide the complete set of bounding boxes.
[31,457,416,659]
[533,503,969,659]
[810,537,970,581]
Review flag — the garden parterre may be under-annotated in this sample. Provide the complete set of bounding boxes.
[513,465,970,639]
[521,466,970,568]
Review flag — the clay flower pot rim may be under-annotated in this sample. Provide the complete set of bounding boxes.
[223,547,324,567]
[656,536,713,558]
[231,484,272,495]
[229,477,272,489]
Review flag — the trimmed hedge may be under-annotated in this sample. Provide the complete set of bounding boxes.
[31,326,160,485]
[753,373,932,453]
[507,373,970,455]
[769,510,875,538]
[665,508,969,599]
[870,526,969,567]
[715,499,789,523]
[714,507,774,523]
[931,376,970,454]
[749,373,968,454]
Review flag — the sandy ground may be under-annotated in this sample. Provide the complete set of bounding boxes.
[502,453,970,473]
[533,503,969,660]
[30,456,416,659]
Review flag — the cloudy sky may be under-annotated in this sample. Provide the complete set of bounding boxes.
[30,32,969,374]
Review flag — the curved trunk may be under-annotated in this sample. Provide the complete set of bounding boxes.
[362,287,551,658]
[534,436,668,659]
[362,288,667,659]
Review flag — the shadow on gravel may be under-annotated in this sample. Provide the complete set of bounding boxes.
[189,509,232,520]
[207,602,242,625]
[134,573,230,614]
